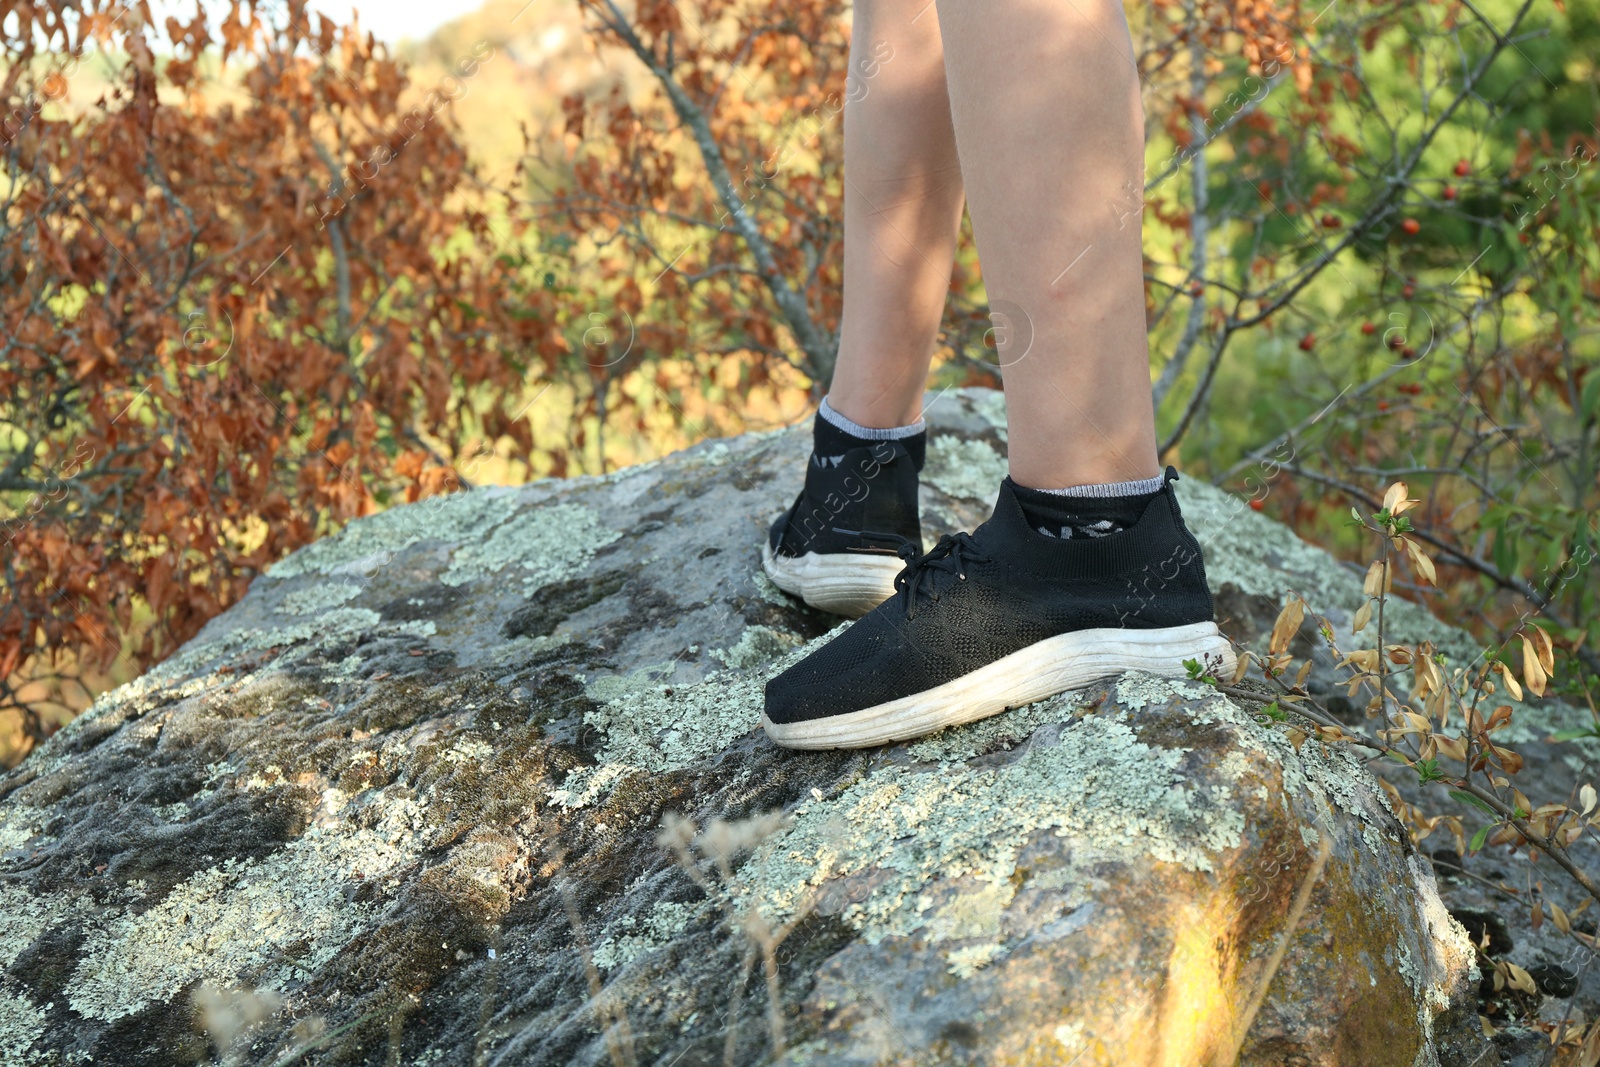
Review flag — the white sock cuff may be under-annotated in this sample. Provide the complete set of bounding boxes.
[1034,473,1166,498]
[818,396,925,440]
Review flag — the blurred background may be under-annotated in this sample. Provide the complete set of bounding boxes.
[1,0,1596,764]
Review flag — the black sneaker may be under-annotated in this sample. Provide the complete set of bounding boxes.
[762,439,923,616]
[762,469,1234,748]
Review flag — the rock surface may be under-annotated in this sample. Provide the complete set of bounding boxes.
[0,387,1555,1066]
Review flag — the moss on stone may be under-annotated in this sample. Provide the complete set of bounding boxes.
[276,582,363,616]
[709,625,802,671]
[265,488,523,580]
[441,503,620,592]
[591,901,707,972]
[922,437,1009,503]
[0,989,47,1065]
[734,702,1247,945]
[68,794,423,1022]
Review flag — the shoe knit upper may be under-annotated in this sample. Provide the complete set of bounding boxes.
[764,472,1214,725]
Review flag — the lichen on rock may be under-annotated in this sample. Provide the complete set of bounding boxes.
[69,796,423,1022]
[0,389,1505,1067]
[921,435,1009,503]
[440,502,619,591]
[732,695,1250,946]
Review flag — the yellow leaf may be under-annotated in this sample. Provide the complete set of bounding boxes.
[1520,634,1548,698]
[1295,659,1314,689]
[1496,662,1524,702]
[1434,734,1468,761]
[1507,962,1538,995]
[1533,627,1555,674]
[1552,902,1571,934]
[1406,539,1437,584]
[1382,481,1409,512]
[1286,727,1307,752]
[1352,599,1373,634]
[1513,788,1532,816]
[1363,560,1390,597]
[1532,901,1544,933]
[1270,596,1305,656]
[1581,783,1596,816]
[1231,652,1250,684]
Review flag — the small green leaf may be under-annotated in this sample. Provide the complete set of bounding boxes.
[1470,825,1491,852]
[1415,758,1444,784]
[1449,790,1496,815]
[1552,727,1600,742]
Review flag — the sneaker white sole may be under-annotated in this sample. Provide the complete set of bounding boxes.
[761,541,906,617]
[761,621,1235,749]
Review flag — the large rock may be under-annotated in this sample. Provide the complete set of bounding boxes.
[0,390,1501,1065]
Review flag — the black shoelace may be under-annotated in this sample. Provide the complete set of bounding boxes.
[832,527,992,620]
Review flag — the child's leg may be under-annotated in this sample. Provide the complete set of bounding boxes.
[934,0,1160,489]
[824,0,967,430]
[764,0,1231,750]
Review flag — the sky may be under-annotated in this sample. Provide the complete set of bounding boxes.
[148,1,467,46]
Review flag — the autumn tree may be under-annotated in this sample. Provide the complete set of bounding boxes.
[0,0,562,758]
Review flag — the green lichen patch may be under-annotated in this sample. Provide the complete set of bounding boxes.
[921,436,1009,503]
[709,625,802,671]
[733,705,1247,945]
[0,886,73,970]
[0,804,48,858]
[905,692,1085,765]
[591,900,707,972]
[69,795,424,1023]
[0,989,47,1065]
[265,488,524,580]
[441,503,620,592]
[276,581,363,616]
[576,624,847,777]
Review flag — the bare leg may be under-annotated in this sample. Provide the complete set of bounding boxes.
[935,0,1160,488]
[824,0,966,430]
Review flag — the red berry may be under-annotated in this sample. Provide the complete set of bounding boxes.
[1249,498,1266,512]
[1402,346,1417,359]
[1401,218,1421,235]
[1322,214,1341,228]
[1388,335,1405,349]
[1443,185,1458,201]
[1299,334,1316,351]
[1361,321,1377,335]
[1519,232,1531,245]
[1402,284,1416,299]
[1454,159,1470,177]
[1377,400,1390,411]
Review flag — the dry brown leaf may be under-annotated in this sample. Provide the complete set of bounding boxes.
[1495,662,1524,702]
[1352,599,1373,634]
[1520,633,1548,698]
[1362,560,1391,597]
[1507,962,1538,995]
[1382,481,1409,512]
[1406,539,1437,584]
[1270,596,1305,656]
